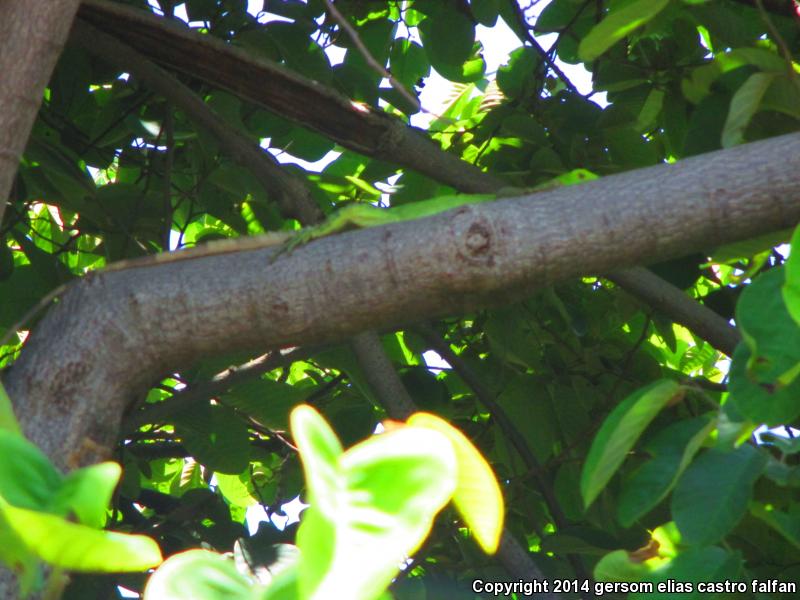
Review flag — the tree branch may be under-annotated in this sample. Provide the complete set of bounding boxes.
[607,268,741,356]
[76,0,503,194]
[0,0,82,227]
[5,131,799,470]
[350,331,560,592]
[74,0,741,357]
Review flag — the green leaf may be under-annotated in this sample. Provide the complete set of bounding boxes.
[216,461,277,509]
[783,224,800,327]
[290,405,344,495]
[50,462,120,527]
[0,383,20,435]
[0,431,63,510]
[418,10,475,71]
[389,38,430,89]
[497,47,541,99]
[672,445,766,545]
[637,546,742,599]
[418,9,484,82]
[578,0,670,62]
[0,499,162,572]
[738,266,800,383]
[729,343,800,426]
[581,380,683,508]
[722,72,776,148]
[730,266,800,424]
[751,502,800,550]
[291,405,457,600]
[617,416,714,527]
[144,549,252,600]
[537,0,586,34]
[260,564,300,600]
[0,520,38,596]
[471,0,499,26]
[223,378,314,430]
[408,412,504,553]
[175,403,251,474]
[636,88,664,132]
[761,73,800,119]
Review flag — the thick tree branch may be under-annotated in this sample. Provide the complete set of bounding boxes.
[76,0,503,194]
[5,131,799,471]
[70,20,325,226]
[0,0,82,227]
[74,0,740,356]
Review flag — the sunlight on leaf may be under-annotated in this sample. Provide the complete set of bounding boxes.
[291,405,457,600]
[581,380,683,508]
[407,412,504,553]
[0,499,162,572]
[578,0,670,62]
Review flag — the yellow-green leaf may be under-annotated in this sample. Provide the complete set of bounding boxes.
[407,412,504,553]
[579,0,670,62]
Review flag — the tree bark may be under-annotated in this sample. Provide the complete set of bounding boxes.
[5,131,799,471]
[0,0,82,227]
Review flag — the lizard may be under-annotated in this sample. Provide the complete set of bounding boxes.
[0,168,596,348]
[278,168,597,255]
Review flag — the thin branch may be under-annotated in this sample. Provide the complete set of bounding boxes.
[349,330,559,591]
[322,0,421,114]
[506,0,581,95]
[124,347,311,429]
[607,269,741,357]
[755,0,800,97]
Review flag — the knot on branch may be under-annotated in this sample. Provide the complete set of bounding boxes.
[451,206,499,267]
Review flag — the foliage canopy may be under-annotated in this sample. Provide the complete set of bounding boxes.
[2,0,800,598]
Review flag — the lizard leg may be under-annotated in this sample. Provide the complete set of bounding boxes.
[271,204,400,261]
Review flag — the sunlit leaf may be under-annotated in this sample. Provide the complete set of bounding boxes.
[291,405,457,600]
[582,380,683,508]
[0,383,20,435]
[578,0,670,62]
[144,550,251,600]
[408,412,504,553]
[50,462,121,527]
[0,499,162,572]
[0,431,62,510]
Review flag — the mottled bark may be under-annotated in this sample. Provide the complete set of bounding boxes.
[5,132,799,470]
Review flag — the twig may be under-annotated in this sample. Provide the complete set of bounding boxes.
[507,0,581,95]
[322,0,421,113]
[348,330,562,596]
[755,0,800,97]
[123,347,314,429]
[415,323,593,590]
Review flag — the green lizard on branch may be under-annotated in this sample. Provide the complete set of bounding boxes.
[278,168,597,255]
[0,169,596,348]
